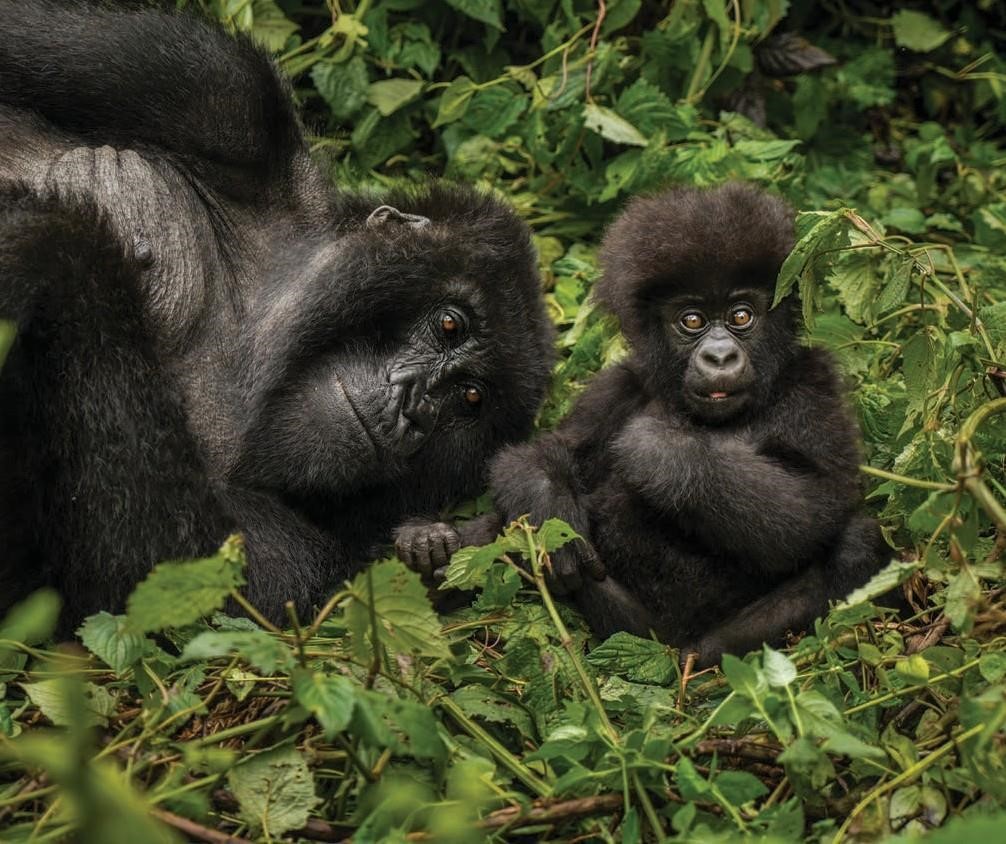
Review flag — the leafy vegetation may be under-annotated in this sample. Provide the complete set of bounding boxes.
[2,0,1006,841]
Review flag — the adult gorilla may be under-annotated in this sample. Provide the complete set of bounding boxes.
[0,1,553,627]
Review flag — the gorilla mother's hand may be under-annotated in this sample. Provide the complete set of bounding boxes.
[394,512,504,584]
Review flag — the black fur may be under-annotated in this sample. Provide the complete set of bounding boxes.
[489,183,885,667]
[0,1,553,629]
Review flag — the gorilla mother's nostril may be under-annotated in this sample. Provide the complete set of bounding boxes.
[401,386,437,433]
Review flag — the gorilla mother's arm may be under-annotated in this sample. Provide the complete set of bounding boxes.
[0,0,302,191]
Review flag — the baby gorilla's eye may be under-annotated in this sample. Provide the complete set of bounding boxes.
[729,307,753,328]
[463,385,482,406]
[681,312,706,331]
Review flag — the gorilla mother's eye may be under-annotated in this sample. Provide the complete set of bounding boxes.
[680,312,706,332]
[729,307,754,328]
[463,385,483,407]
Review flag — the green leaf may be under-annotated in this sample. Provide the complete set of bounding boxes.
[715,770,768,806]
[345,559,451,660]
[440,539,507,590]
[838,558,920,607]
[77,612,148,675]
[875,260,913,313]
[762,645,797,688]
[22,679,116,728]
[895,653,931,683]
[774,210,849,307]
[181,630,295,674]
[583,103,648,147]
[312,57,370,120]
[891,10,951,53]
[0,319,15,370]
[443,0,503,30]
[367,78,424,116]
[433,76,478,127]
[721,654,767,700]
[0,589,61,648]
[291,669,356,739]
[450,685,536,736]
[125,543,246,633]
[228,747,319,837]
[351,689,447,760]
[587,632,676,684]
[462,83,527,137]
[537,518,581,553]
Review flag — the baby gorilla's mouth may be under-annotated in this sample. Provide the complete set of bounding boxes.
[709,391,729,400]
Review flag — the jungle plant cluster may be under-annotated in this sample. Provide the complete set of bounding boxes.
[1,1,1005,841]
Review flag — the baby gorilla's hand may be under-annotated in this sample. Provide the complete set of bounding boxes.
[394,520,460,583]
[545,537,606,595]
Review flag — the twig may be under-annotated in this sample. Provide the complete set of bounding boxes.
[694,738,783,764]
[152,808,252,844]
[583,0,606,102]
[479,792,624,830]
[678,650,697,711]
[905,615,951,654]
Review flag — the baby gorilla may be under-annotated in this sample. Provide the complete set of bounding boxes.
[484,183,884,667]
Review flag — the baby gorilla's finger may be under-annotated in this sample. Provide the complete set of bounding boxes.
[577,540,606,581]
[546,547,582,595]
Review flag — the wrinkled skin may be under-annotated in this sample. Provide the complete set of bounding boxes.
[0,1,553,630]
[413,184,886,668]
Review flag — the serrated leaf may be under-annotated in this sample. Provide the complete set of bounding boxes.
[22,679,115,728]
[583,103,648,147]
[891,10,951,53]
[346,559,451,660]
[312,56,370,120]
[875,260,913,313]
[350,689,447,760]
[838,558,919,608]
[125,545,246,633]
[367,78,424,116]
[537,518,581,553]
[292,669,356,739]
[228,747,318,837]
[756,32,837,77]
[774,210,850,307]
[450,685,536,736]
[462,83,526,136]
[586,632,675,684]
[433,75,477,127]
[77,612,147,675]
[181,630,295,674]
[440,540,507,590]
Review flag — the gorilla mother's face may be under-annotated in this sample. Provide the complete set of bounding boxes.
[233,201,552,513]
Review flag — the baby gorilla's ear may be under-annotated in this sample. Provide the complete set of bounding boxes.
[366,205,431,229]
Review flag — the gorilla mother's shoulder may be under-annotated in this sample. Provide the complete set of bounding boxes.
[0,0,553,629]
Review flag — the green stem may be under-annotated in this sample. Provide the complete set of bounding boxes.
[830,723,983,843]
[860,465,955,491]
[438,697,549,796]
[523,524,619,743]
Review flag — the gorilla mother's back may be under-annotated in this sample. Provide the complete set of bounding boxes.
[0,1,553,627]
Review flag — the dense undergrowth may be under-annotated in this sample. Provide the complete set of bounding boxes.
[2,1,1006,841]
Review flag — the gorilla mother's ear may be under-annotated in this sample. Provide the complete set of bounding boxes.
[366,205,431,230]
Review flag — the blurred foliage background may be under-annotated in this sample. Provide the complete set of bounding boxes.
[2,1,1006,841]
